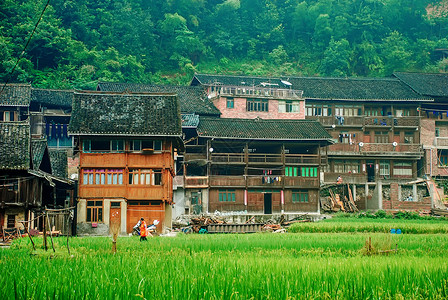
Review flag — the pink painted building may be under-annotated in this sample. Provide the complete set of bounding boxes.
[192,74,305,120]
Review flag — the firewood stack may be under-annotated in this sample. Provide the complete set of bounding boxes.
[321,184,359,213]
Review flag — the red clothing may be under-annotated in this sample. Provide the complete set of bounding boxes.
[140,221,147,237]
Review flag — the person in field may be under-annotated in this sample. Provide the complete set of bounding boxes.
[140,218,148,241]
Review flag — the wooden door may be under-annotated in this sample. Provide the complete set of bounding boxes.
[126,201,165,233]
[363,133,371,143]
[264,193,272,214]
[109,202,121,234]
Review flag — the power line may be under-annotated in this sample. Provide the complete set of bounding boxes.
[0,0,51,95]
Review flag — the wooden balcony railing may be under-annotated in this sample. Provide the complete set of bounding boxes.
[210,153,321,165]
[324,172,367,184]
[206,175,319,188]
[327,143,423,156]
[184,176,209,188]
[219,86,303,100]
[209,176,246,187]
[360,143,422,154]
[306,116,419,127]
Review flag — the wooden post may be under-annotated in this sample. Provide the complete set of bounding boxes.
[46,211,55,252]
[43,212,48,251]
[66,212,71,255]
[22,222,35,251]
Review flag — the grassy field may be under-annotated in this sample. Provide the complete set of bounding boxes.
[1,228,448,299]
[289,217,448,234]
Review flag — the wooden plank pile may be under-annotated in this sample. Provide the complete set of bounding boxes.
[321,184,359,213]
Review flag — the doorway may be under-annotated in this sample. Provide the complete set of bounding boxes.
[367,161,375,182]
[264,193,272,214]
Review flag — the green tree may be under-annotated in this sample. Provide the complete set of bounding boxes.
[320,38,352,77]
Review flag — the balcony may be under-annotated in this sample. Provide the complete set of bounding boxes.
[327,143,423,156]
[435,137,448,149]
[184,176,208,188]
[360,143,422,156]
[207,175,319,188]
[210,153,321,165]
[364,116,420,127]
[324,172,367,184]
[219,86,303,100]
[306,116,419,128]
[210,176,246,187]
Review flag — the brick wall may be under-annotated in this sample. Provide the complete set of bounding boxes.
[382,183,432,210]
[213,96,305,120]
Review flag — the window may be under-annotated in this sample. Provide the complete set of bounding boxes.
[131,140,163,152]
[379,160,390,176]
[374,131,389,143]
[218,189,236,202]
[285,167,299,177]
[438,150,448,167]
[226,98,234,109]
[333,160,360,173]
[82,169,123,185]
[7,215,16,228]
[129,169,162,185]
[3,111,16,121]
[247,98,268,112]
[404,132,414,144]
[285,167,318,177]
[435,128,440,138]
[82,140,123,153]
[301,167,318,177]
[292,190,309,203]
[335,105,362,116]
[86,200,103,222]
[393,162,413,176]
[305,104,332,116]
[279,101,300,113]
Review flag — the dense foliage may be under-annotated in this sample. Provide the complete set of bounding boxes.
[2,233,448,299]
[1,0,448,89]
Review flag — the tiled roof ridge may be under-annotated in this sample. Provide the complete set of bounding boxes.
[195,73,402,82]
[32,87,74,92]
[394,71,448,76]
[74,90,178,96]
[200,117,318,123]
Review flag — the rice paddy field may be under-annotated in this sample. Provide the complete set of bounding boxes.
[1,218,448,299]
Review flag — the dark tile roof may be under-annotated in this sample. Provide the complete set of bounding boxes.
[197,117,332,141]
[394,72,448,98]
[69,91,182,136]
[287,77,431,101]
[182,114,199,128]
[49,149,68,178]
[97,82,220,115]
[192,74,287,88]
[31,88,74,109]
[192,73,432,102]
[0,121,30,170]
[0,83,31,106]
[31,139,47,170]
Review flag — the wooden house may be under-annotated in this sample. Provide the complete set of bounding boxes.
[68,91,182,235]
[394,72,448,180]
[95,83,221,219]
[183,117,332,214]
[191,73,435,211]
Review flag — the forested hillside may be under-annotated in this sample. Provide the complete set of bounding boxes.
[1,0,448,89]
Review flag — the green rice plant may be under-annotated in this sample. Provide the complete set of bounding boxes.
[1,233,448,299]
[289,218,448,234]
